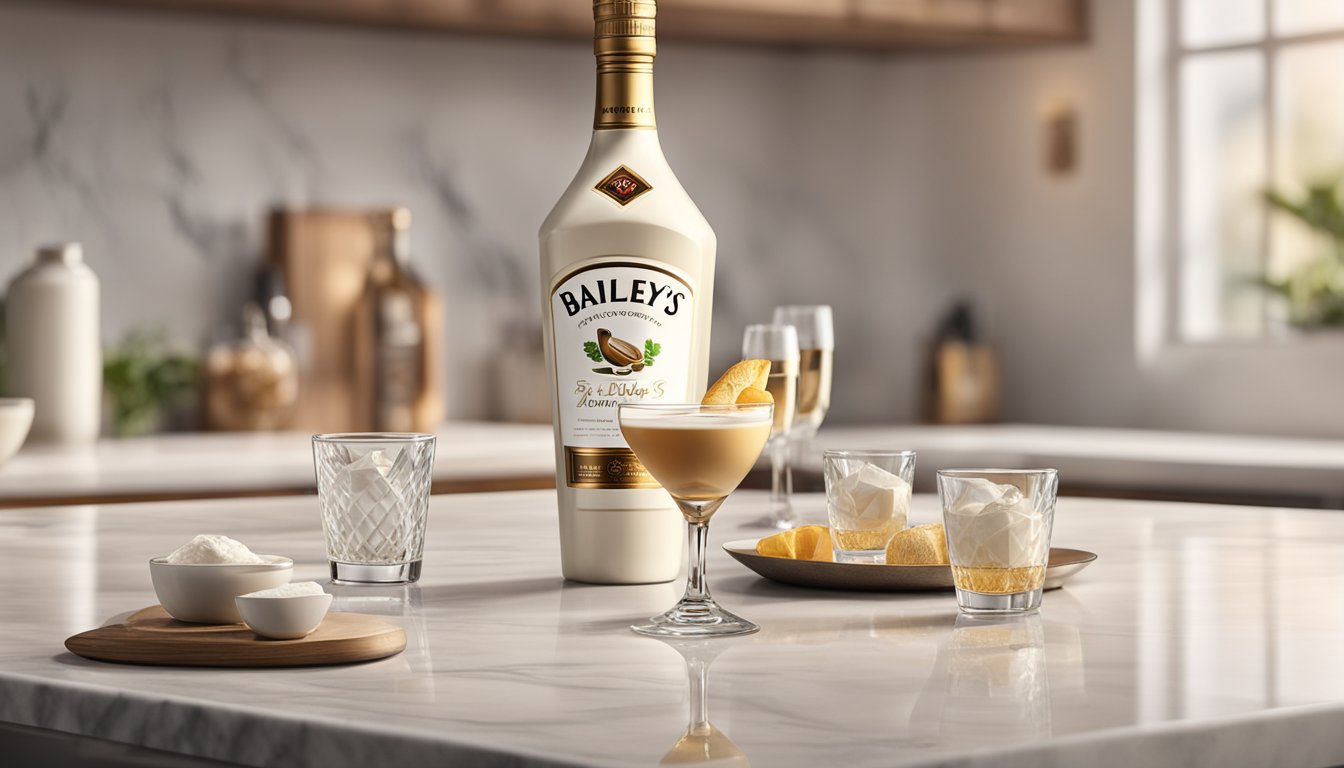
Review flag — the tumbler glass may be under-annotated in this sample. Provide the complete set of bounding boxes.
[937,469,1058,614]
[313,433,436,584]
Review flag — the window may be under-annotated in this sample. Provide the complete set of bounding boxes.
[1171,0,1344,339]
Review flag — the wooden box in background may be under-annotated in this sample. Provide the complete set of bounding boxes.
[267,210,378,433]
[927,342,1000,425]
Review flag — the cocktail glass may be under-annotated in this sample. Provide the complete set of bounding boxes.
[619,402,773,637]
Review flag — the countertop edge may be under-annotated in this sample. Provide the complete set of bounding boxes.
[7,658,1344,768]
[0,667,592,768]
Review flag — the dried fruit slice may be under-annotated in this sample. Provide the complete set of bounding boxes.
[735,387,773,405]
[885,523,950,565]
[756,524,834,562]
[702,359,771,405]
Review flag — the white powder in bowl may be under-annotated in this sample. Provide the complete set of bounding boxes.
[165,534,267,565]
[240,581,326,599]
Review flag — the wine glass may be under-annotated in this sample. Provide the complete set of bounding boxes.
[771,305,833,443]
[618,402,773,637]
[741,324,799,530]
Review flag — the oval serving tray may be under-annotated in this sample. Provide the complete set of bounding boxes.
[723,540,1096,593]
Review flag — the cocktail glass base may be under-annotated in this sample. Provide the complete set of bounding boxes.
[749,504,800,531]
[954,586,1042,614]
[330,560,422,585]
[632,598,760,638]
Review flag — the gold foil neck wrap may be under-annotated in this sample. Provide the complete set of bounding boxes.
[592,0,656,129]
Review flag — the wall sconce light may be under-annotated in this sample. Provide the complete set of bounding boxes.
[1044,102,1078,176]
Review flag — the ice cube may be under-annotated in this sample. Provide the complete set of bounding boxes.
[831,463,911,530]
[945,479,1045,568]
[344,449,405,508]
[949,477,1019,513]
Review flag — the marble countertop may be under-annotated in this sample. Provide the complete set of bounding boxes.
[0,421,555,504]
[7,421,1344,507]
[4,490,1344,767]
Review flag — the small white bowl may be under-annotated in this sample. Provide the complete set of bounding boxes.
[235,592,333,640]
[149,556,293,624]
[0,398,34,468]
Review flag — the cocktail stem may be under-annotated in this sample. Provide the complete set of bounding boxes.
[682,519,713,604]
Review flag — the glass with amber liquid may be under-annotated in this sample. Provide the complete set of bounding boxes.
[937,469,1058,614]
[741,324,799,530]
[619,403,773,637]
[772,306,833,440]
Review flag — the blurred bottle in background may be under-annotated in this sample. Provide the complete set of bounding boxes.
[923,301,1000,425]
[354,209,443,433]
[4,243,101,443]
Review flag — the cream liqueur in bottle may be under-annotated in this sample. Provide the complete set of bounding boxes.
[540,0,716,584]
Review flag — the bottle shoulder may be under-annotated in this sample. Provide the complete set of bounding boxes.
[539,131,714,244]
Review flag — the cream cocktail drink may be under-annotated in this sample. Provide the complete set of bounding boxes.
[620,409,772,514]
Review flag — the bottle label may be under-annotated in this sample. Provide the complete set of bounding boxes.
[550,260,696,489]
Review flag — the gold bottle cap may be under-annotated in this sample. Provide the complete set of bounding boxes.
[594,0,656,57]
[594,1,656,35]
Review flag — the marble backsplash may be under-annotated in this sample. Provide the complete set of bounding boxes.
[0,2,953,424]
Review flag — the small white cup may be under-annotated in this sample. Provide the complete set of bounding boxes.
[235,592,333,640]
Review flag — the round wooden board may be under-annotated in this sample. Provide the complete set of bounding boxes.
[65,606,406,668]
[723,542,1097,593]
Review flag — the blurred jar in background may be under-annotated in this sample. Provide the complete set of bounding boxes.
[204,303,299,431]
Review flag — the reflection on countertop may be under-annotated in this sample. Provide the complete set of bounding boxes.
[655,639,751,767]
[910,614,1057,749]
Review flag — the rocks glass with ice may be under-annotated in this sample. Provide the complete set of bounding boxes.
[313,433,436,584]
[937,469,1058,614]
[822,450,916,562]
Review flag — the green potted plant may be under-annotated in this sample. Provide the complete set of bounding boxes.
[1260,180,1344,328]
[103,333,199,437]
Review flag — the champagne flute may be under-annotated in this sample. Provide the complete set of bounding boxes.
[772,305,833,443]
[619,403,773,637]
[742,324,799,530]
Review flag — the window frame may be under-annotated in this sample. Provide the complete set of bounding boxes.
[1147,0,1344,350]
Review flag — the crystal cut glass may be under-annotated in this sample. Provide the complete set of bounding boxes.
[313,433,436,584]
[937,469,1058,614]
